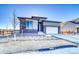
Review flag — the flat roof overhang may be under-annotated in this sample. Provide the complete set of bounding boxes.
[42,20,61,27]
[18,16,47,21]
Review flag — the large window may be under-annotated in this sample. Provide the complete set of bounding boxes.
[26,21,33,29]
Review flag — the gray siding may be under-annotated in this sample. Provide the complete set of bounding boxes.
[43,21,61,27]
[42,21,61,34]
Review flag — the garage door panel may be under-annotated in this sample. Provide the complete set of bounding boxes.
[46,27,58,34]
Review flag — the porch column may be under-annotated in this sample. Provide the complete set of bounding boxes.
[58,26,61,34]
[38,22,41,32]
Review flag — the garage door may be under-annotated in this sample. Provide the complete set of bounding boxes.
[46,27,58,34]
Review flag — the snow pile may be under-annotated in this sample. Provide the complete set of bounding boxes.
[38,31,45,35]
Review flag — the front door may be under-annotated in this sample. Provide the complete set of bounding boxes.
[77,28,79,33]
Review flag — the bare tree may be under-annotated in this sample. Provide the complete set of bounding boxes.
[13,9,16,41]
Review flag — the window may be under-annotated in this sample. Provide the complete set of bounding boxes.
[26,21,33,29]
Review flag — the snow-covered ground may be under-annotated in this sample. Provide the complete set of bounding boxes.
[52,34,79,43]
[0,39,76,54]
[0,34,79,54]
[72,34,79,38]
[16,47,79,54]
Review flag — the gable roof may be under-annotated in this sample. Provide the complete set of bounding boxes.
[71,18,79,22]
[69,18,79,24]
[61,21,79,28]
[69,21,79,24]
[61,18,79,28]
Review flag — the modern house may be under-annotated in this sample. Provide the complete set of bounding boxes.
[61,18,79,34]
[18,16,61,34]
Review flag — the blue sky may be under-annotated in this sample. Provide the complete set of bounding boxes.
[0,4,79,29]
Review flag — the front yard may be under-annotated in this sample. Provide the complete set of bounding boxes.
[0,38,77,54]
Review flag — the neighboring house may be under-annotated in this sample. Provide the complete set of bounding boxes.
[61,18,79,34]
[18,16,61,34]
[0,29,19,36]
[0,29,14,36]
